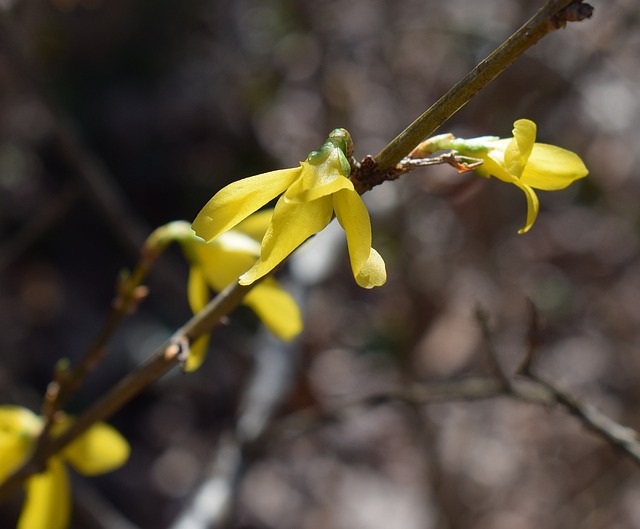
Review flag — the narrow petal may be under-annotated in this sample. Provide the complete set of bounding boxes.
[192,168,300,242]
[512,182,540,234]
[19,459,70,529]
[504,119,536,178]
[185,334,211,372]
[187,266,210,314]
[0,406,41,481]
[193,233,261,291]
[520,143,589,190]
[234,209,274,242]
[245,278,303,340]
[285,152,354,203]
[63,422,130,475]
[333,189,386,287]
[240,195,334,285]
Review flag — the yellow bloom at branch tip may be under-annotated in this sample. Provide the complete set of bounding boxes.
[153,217,303,371]
[192,128,387,288]
[0,405,129,529]
[421,119,589,233]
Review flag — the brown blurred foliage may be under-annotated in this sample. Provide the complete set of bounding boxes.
[2,0,640,528]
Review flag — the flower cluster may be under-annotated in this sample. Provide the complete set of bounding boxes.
[416,119,588,233]
[192,128,386,289]
[149,214,302,371]
[0,406,129,529]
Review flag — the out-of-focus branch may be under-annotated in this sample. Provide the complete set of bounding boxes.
[276,373,640,466]
[0,10,149,257]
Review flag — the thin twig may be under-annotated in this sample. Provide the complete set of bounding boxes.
[0,278,259,501]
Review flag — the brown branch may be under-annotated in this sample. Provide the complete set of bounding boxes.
[0,278,259,501]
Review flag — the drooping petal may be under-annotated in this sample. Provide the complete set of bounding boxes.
[234,208,274,242]
[62,422,130,476]
[186,334,211,372]
[192,168,300,242]
[185,266,213,371]
[0,406,41,482]
[354,248,387,289]
[19,458,70,529]
[245,277,303,340]
[240,195,334,285]
[520,143,589,190]
[187,265,210,314]
[512,181,540,234]
[504,119,536,178]
[333,189,386,288]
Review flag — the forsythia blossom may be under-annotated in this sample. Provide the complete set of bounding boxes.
[150,216,302,371]
[192,128,386,288]
[417,119,589,233]
[0,406,129,529]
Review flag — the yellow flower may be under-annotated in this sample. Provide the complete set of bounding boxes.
[192,128,386,289]
[154,216,303,371]
[419,119,588,233]
[0,406,130,529]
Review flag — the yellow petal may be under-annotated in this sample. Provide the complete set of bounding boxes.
[245,278,303,340]
[187,265,210,314]
[520,143,589,190]
[333,189,386,288]
[185,334,211,372]
[513,182,540,234]
[192,232,261,291]
[19,458,70,529]
[354,247,387,289]
[0,406,41,482]
[504,119,536,178]
[240,195,334,285]
[234,209,274,242]
[192,168,300,242]
[285,151,354,203]
[62,422,130,476]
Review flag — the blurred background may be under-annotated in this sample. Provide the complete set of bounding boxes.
[2,0,640,528]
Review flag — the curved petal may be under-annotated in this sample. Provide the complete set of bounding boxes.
[185,334,211,372]
[19,458,70,529]
[192,168,300,242]
[520,143,589,190]
[354,247,387,288]
[187,265,210,314]
[234,209,274,242]
[512,182,540,234]
[240,195,334,285]
[333,188,387,288]
[63,422,130,475]
[285,151,354,203]
[245,278,303,340]
[0,406,40,481]
[504,119,536,178]
[191,233,260,292]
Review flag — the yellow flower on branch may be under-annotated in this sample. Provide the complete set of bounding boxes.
[417,119,588,233]
[192,128,386,289]
[0,406,129,529]
[151,216,302,371]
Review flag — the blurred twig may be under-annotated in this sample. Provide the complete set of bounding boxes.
[0,9,149,258]
[0,183,79,274]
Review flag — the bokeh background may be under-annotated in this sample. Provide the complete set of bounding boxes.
[2,0,640,528]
